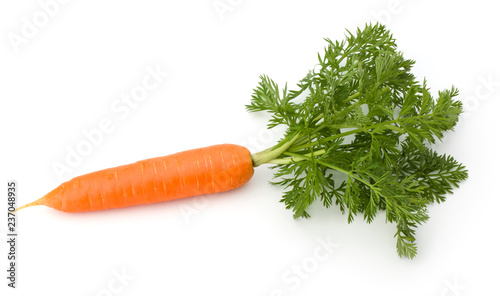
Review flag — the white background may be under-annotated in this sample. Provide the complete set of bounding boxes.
[1,0,499,295]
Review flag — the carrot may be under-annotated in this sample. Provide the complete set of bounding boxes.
[14,144,254,212]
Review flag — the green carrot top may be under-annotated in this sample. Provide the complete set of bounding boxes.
[248,23,468,259]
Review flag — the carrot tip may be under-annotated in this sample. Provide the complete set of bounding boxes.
[11,198,45,213]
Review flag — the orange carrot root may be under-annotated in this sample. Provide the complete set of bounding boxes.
[15,144,254,213]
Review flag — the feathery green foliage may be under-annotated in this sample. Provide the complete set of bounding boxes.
[247,23,467,259]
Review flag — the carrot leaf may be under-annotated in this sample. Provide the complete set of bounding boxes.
[246,23,468,259]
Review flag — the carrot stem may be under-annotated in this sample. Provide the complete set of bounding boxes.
[268,149,327,164]
[251,133,301,166]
